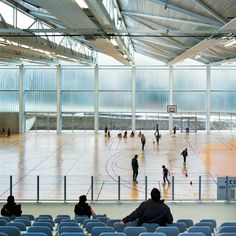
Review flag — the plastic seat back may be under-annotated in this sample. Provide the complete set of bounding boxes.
[219,233,236,236]
[139,233,166,236]
[93,215,106,219]
[179,233,205,236]
[82,219,99,228]
[35,219,54,227]
[60,227,83,234]
[200,220,216,228]
[195,223,214,233]
[91,226,114,236]
[14,219,31,227]
[0,220,7,226]
[106,219,120,227]
[21,215,35,221]
[0,226,21,236]
[168,223,187,233]
[188,226,211,236]
[97,217,110,224]
[100,233,126,236]
[177,220,194,229]
[156,226,180,236]
[60,233,86,236]
[219,227,236,233]
[124,226,147,236]
[33,222,53,231]
[5,222,26,231]
[142,223,160,232]
[0,217,11,223]
[86,222,106,233]
[60,222,79,229]
[221,224,236,228]
[21,233,47,236]
[27,226,52,236]
[75,216,89,225]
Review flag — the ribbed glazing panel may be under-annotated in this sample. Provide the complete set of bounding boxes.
[173,92,206,112]
[136,91,169,112]
[99,92,131,112]
[62,91,94,112]
[136,69,169,90]
[61,68,94,90]
[211,69,236,90]
[99,68,132,90]
[0,68,19,89]
[25,68,56,90]
[0,92,19,112]
[25,91,56,112]
[211,92,236,112]
[173,69,206,90]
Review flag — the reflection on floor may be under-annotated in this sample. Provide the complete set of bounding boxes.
[0,131,236,201]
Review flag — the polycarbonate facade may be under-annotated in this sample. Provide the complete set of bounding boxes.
[0,65,236,131]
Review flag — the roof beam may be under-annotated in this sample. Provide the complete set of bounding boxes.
[150,0,223,26]
[193,0,227,24]
[122,11,219,28]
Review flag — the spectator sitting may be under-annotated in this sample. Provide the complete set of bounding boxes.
[120,188,173,226]
[123,130,127,138]
[117,133,122,138]
[138,131,142,137]
[1,195,22,219]
[7,128,11,137]
[107,130,111,137]
[74,195,95,218]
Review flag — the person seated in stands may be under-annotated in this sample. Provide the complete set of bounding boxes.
[120,188,173,226]
[7,128,11,137]
[117,133,122,138]
[1,128,5,136]
[138,131,142,137]
[104,126,108,136]
[74,195,95,218]
[130,131,134,137]
[123,130,127,138]
[1,195,22,218]
[107,130,111,137]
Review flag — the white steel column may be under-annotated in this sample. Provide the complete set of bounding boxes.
[206,65,211,133]
[57,64,62,133]
[94,64,99,134]
[19,64,25,133]
[132,66,136,131]
[169,65,173,134]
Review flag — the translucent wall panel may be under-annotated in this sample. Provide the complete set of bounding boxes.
[25,68,56,90]
[136,68,169,90]
[25,92,56,112]
[99,92,131,112]
[0,68,19,89]
[0,92,19,112]
[61,68,94,90]
[211,68,236,90]
[173,68,206,90]
[0,2,13,25]
[17,10,35,29]
[62,92,94,112]
[211,92,236,112]
[99,68,131,90]
[173,92,206,112]
[136,92,169,112]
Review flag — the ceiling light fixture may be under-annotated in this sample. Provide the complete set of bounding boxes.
[75,0,89,9]
[224,38,236,47]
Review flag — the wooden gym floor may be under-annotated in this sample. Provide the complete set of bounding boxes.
[0,131,236,201]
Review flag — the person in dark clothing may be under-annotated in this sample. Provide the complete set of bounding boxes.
[141,134,146,151]
[1,195,22,218]
[131,154,139,183]
[120,188,173,226]
[162,165,170,184]
[130,131,134,138]
[74,195,95,218]
[173,126,176,134]
[181,148,188,164]
[104,126,108,136]
[123,130,127,138]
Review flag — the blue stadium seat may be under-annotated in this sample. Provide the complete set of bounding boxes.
[60,227,83,234]
[0,217,11,222]
[93,215,106,219]
[32,222,53,231]
[219,233,236,236]
[97,217,110,224]
[21,233,47,236]
[75,216,89,225]
[60,233,86,236]
[37,215,52,220]
[35,219,54,227]
[91,226,114,236]
[82,219,99,228]
[0,226,21,236]
[14,218,31,227]
[54,215,71,224]
[59,222,79,229]
[0,233,8,236]
[27,226,52,236]
[199,219,216,228]
[156,226,179,236]
[113,222,126,232]
[0,220,7,226]
[61,220,77,223]
[179,233,205,236]
[221,223,236,228]
[86,222,106,233]
[168,223,187,233]
[188,226,211,236]
[219,226,236,233]
[106,219,120,227]
[124,226,147,236]
[177,220,194,229]
[139,233,166,236]
[194,223,214,233]
[21,215,35,221]
[100,233,127,236]
[5,222,27,231]
[142,223,160,232]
